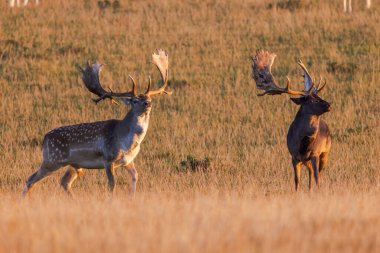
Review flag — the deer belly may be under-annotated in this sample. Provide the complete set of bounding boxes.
[67,147,105,169]
[71,159,105,169]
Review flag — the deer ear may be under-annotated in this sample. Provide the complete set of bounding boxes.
[290,97,305,105]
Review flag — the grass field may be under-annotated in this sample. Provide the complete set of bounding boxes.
[0,0,379,252]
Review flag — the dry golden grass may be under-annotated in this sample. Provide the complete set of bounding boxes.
[2,191,380,253]
[0,0,379,252]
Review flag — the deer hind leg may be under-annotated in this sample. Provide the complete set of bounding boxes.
[311,156,320,190]
[318,152,329,186]
[60,167,84,196]
[21,162,61,198]
[305,161,313,191]
[292,158,301,191]
[126,162,138,198]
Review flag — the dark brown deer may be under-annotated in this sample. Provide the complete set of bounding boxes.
[22,49,172,198]
[252,50,332,191]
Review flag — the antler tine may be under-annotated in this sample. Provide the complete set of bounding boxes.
[307,82,316,95]
[284,76,308,96]
[316,76,322,89]
[309,75,322,95]
[317,78,327,93]
[128,75,137,96]
[145,49,172,97]
[146,76,152,94]
[106,87,120,105]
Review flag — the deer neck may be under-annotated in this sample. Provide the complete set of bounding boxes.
[287,111,322,161]
[293,110,320,138]
[119,110,150,141]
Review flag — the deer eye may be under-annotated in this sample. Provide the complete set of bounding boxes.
[132,100,138,104]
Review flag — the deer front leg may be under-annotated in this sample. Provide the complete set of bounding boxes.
[104,163,116,195]
[126,162,138,198]
[311,156,320,189]
[292,158,301,191]
[305,161,313,191]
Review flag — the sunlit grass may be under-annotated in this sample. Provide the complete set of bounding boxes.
[0,0,379,252]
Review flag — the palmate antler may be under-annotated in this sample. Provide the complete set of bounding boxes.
[251,49,326,97]
[297,60,326,94]
[145,49,172,97]
[79,50,172,103]
[79,62,136,103]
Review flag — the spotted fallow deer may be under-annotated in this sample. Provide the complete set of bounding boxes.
[252,50,332,191]
[22,49,172,198]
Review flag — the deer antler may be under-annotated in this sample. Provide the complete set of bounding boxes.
[316,77,326,93]
[79,62,107,98]
[252,49,306,96]
[145,49,172,97]
[297,61,327,95]
[252,50,327,97]
[79,62,136,103]
[297,59,315,93]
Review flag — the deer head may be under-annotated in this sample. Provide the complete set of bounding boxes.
[79,49,172,115]
[289,94,331,116]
